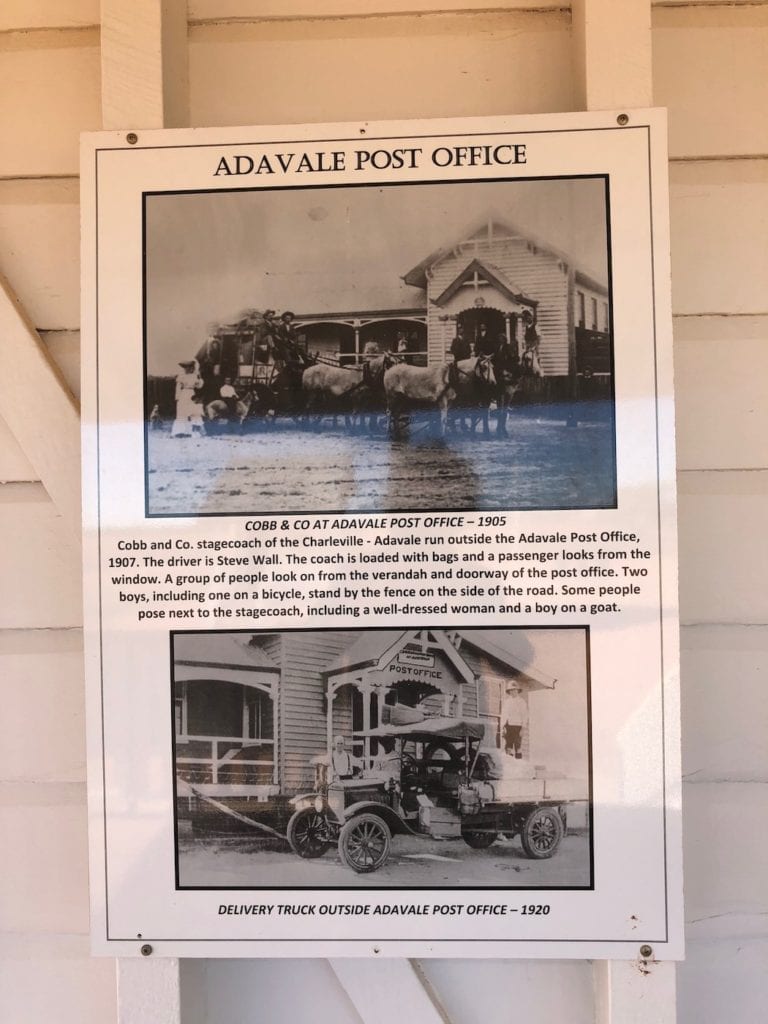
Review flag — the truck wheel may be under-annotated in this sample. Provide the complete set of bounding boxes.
[338,814,391,873]
[461,827,497,849]
[520,806,564,859]
[286,808,330,858]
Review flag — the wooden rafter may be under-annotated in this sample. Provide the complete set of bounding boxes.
[0,271,81,539]
[330,959,449,1024]
[98,1,189,1011]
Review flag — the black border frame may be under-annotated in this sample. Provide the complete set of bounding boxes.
[169,623,595,896]
[140,172,618,519]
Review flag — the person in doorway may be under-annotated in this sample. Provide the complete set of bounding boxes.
[331,735,363,779]
[501,682,528,758]
[449,323,472,361]
[475,321,495,357]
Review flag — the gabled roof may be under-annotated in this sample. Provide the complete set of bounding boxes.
[323,628,555,691]
[402,215,607,295]
[458,630,556,690]
[323,630,419,676]
[324,628,477,687]
[173,634,279,672]
[432,257,537,309]
[402,218,513,288]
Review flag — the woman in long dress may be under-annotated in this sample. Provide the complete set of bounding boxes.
[171,360,204,437]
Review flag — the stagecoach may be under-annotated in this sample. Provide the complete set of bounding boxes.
[196,317,310,429]
[286,717,581,873]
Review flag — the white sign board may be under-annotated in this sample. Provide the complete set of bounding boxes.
[81,109,682,958]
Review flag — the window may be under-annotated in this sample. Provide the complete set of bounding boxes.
[602,302,609,332]
[590,297,598,331]
[245,689,274,740]
[576,291,585,328]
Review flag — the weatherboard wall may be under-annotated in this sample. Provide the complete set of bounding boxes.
[1,2,767,1022]
[276,630,360,795]
[462,645,531,759]
[426,234,573,374]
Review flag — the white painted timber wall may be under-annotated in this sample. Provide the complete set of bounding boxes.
[0,2,766,1022]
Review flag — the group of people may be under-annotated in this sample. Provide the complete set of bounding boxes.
[449,310,543,379]
[167,309,305,437]
[165,309,543,437]
[245,309,302,365]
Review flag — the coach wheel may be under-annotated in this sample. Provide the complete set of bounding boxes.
[338,814,391,873]
[519,806,564,860]
[286,808,331,859]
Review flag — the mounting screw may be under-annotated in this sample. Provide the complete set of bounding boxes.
[126,132,138,145]
[140,944,153,957]
[373,946,380,954]
[639,944,653,959]
[616,113,629,127]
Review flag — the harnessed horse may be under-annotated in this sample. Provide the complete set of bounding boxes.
[491,342,524,436]
[352,351,402,434]
[451,354,498,436]
[383,361,459,439]
[301,360,369,429]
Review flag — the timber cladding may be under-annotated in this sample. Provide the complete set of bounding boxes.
[273,629,360,795]
[173,626,568,800]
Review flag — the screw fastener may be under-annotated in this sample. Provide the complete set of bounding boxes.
[617,114,629,127]
[639,944,653,959]
[126,133,138,145]
[140,944,153,957]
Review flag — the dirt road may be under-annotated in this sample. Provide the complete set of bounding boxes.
[147,408,615,517]
[177,831,591,888]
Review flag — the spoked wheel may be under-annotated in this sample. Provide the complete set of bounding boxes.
[519,806,564,860]
[461,827,497,849]
[286,807,331,859]
[338,814,391,873]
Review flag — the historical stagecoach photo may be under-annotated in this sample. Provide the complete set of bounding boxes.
[172,627,591,888]
[145,178,615,516]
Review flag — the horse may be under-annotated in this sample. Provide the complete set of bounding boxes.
[248,354,313,425]
[450,354,497,436]
[351,351,402,434]
[492,342,523,436]
[383,362,458,439]
[301,362,365,429]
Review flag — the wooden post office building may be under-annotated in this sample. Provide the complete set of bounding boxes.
[295,218,611,392]
[173,628,556,822]
[153,217,612,420]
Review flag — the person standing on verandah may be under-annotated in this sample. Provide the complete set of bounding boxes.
[501,682,528,759]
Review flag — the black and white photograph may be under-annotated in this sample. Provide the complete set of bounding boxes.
[145,177,616,517]
[172,626,592,889]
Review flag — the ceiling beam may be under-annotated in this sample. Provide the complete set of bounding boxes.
[0,271,81,540]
